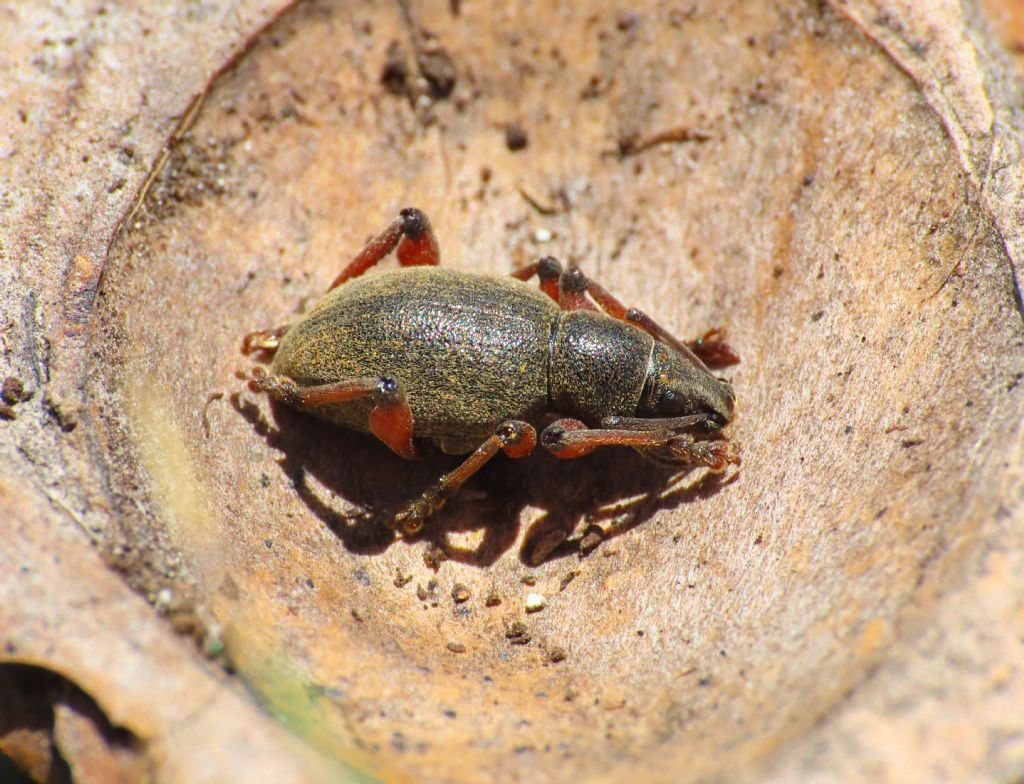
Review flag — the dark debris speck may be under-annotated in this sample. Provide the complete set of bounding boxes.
[504,123,529,151]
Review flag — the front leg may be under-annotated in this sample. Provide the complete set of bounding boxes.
[639,431,741,470]
[513,257,740,368]
[540,417,740,471]
[685,328,741,368]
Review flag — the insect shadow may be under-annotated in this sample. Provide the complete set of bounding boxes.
[231,392,736,567]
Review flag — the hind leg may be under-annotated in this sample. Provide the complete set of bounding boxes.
[248,369,538,535]
[327,207,440,291]
[248,367,424,460]
[243,208,441,357]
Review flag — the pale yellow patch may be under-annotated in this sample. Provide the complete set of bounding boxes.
[857,618,890,657]
[124,371,220,565]
[126,372,389,781]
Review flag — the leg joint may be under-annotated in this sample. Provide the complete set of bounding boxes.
[540,424,566,450]
[625,307,644,322]
[496,420,537,458]
[497,420,525,446]
[399,207,429,239]
[559,267,588,295]
[537,256,562,280]
[539,419,586,455]
[373,376,403,404]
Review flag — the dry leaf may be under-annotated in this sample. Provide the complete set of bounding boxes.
[2,1,1023,782]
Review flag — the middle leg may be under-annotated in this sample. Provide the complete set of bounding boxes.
[510,256,564,303]
[391,420,538,535]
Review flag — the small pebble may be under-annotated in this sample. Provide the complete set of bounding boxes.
[533,227,553,243]
[505,620,528,639]
[424,547,447,570]
[547,647,567,663]
[446,642,466,653]
[452,583,470,603]
[1,377,24,406]
[525,593,547,613]
[505,619,532,645]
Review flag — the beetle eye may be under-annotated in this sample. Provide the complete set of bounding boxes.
[659,388,685,416]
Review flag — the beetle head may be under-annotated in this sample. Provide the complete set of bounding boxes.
[644,341,735,428]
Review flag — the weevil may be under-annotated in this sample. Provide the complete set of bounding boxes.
[243,208,739,535]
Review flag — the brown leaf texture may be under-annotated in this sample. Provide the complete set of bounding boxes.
[2,1,1023,782]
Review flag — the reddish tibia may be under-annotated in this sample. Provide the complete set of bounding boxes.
[580,276,628,319]
[328,218,405,290]
[542,418,677,459]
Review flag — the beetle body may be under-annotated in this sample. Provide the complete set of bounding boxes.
[271,266,731,454]
[245,207,739,535]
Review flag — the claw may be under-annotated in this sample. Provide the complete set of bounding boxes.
[242,326,287,355]
[391,487,449,535]
[688,328,741,367]
[247,366,272,394]
[642,435,741,470]
[684,439,741,471]
[248,367,301,406]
